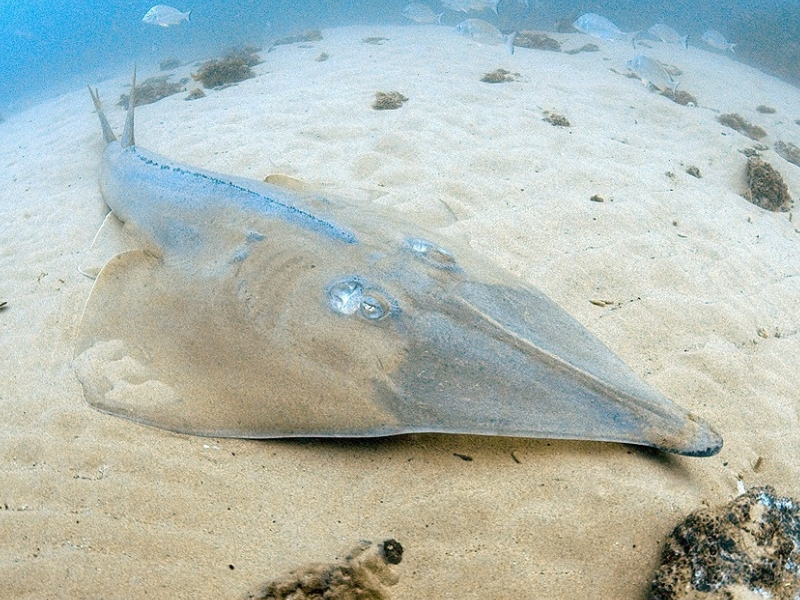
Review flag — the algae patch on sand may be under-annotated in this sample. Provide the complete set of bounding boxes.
[192,46,263,89]
[118,75,185,108]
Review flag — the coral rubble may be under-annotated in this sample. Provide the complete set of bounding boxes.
[514,32,561,51]
[372,91,408,110]
[650,487,800,599]
[774,140,800,168]
[543,112,571,127]
[481,68,518,83]
[717,113,768,140]
[251,539,403,600]
[746,157,792,211]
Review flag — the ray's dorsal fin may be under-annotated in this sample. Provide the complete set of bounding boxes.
[121,66,136,148]
[88,86,117,144]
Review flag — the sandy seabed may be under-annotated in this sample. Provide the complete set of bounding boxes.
[1,24,799,599]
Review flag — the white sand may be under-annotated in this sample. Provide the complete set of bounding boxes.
[1,24,799,598]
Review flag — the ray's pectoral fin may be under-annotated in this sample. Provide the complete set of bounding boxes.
[73,244,402,438]
[75,250,182,419]
[78,212,142,279]
[78,211,131,279]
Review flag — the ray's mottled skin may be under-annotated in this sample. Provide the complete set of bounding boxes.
[75,70,723,457]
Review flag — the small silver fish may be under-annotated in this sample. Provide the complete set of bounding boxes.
[442,0,500,15]
[702,29,735,53]
[627,55,679,93]
[142,4,191,27]
[573,13,636,44]
[454,19,516,54]
[648,23,688,49]
[402,3,443,24]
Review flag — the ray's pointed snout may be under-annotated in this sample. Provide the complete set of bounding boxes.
[384,276,722,457]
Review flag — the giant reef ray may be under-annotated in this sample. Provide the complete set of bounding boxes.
[74,71,723,457]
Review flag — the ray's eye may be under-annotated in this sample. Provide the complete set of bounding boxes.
[406,238,458,270]
[327,277,395,322]
[360,293,390,320]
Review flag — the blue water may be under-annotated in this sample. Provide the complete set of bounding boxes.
[0,0,797,115]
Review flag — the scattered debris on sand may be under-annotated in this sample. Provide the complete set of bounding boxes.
[774,140,800,168]
[717,113,768,140]
[315,52,330,62]
[746,156,792,211]
[685,165,702,178]
[564,43,599,55]
[756,104,777,114]
[543,111,571,127]
[650,486,800,600]
[273,30,323,46]
[372,91,408,110]
[118,75,185,108]
[590,194,604,202]
[514,32,561,51]
[192,46,262,89]
[250,539,403,600]
[481,68,518,83]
